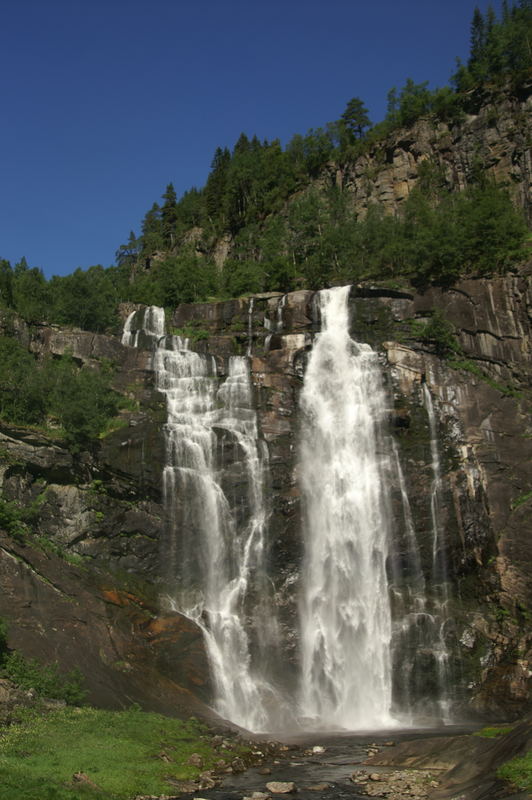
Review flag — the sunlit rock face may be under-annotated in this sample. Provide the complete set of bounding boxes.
[0,269,530,727]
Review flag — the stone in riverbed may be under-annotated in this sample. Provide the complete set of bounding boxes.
[265,781,297,793]
[307,783,331,791]
[198,771,217,789]
[243,793,271,800]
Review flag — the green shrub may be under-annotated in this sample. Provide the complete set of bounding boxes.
[2,652,87,706]
[417,310,462,356]
[0,497,29,542]
[170,324,210,341]
[0,337,120,450]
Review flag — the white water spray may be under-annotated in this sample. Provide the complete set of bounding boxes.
[121,306,165,347]
[122,307,279,731]
[298,286,396,729]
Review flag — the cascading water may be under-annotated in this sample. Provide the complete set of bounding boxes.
[247,297,254,357]
[122,295,457,733]
[297,286,396,729]
[422,383,452,721]
[122,307,280,731]
[121,305,165,347]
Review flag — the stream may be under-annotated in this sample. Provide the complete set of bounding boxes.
[175,726,477,800]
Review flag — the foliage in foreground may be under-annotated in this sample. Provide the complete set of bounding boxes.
[0,619,87,705]
[2,653,87,706]
[497,750,532,792]
[0,707,236,800]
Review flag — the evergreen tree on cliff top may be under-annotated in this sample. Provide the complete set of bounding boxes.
[340,97,372,140]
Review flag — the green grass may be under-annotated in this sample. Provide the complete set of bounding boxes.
[497,751,532,792]
[474,725,514,738]
[0,706,238,800]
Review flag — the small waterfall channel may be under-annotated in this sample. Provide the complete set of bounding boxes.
[422,383,453,721]
[122,306,280,732]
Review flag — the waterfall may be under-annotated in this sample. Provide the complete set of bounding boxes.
[276,294,286,331]
[122,306,280,732]
[247,297,254,357]
[121,306,165,347]
[298,286,396,730]
[422,383,452,721]
[122,298,457,732]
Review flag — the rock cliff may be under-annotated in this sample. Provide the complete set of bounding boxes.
[0,266,530,722]
[338,85,532,222]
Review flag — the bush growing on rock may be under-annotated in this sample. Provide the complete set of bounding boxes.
[0,336,120,450]
[2,652,87,706]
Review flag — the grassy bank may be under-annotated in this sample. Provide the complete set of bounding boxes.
[497,751,532,793]
[0,705,244,800]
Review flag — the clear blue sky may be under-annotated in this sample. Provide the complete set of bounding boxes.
[1,0,501,278]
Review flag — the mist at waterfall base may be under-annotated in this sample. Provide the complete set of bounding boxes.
[122,286,455,734]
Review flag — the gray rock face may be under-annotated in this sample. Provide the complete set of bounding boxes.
[339,87,532,224]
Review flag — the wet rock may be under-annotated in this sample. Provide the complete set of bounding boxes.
[232,756,246,772]
[307,783,331,791]
[311,745,326,754]
[265,781,297,794]
[243,793,271,800]
[198,771,217,789]
[258,767,272,775]
[168,780,197,793]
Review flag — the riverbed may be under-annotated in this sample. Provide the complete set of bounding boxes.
[175,725,480,800]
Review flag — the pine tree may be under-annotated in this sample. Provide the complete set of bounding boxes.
[205,147,231,222]
[141,203,164,255]
[161,184,179,248]
[469,7,486,68]
[340,97,371,140]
